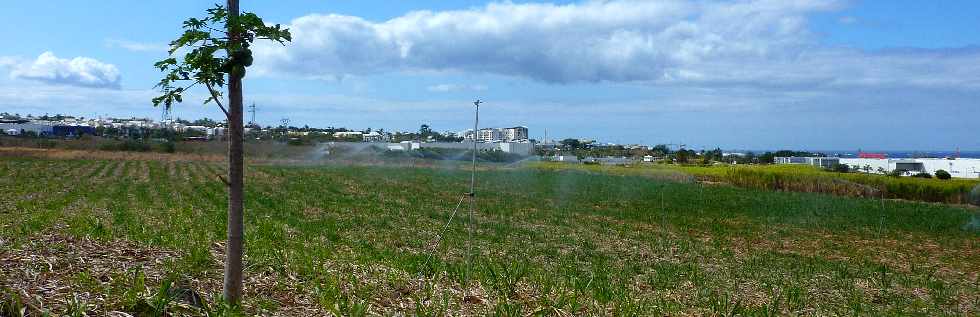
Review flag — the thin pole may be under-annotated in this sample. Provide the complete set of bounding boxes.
[471,100,480,196]
[466,99,481,286]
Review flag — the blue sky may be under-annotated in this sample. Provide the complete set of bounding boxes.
[1,0,978,151]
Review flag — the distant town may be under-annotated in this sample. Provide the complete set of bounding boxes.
[2,112,978,179]
[0,112,525,143]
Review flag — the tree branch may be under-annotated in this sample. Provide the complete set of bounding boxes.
[204,81,230,118]
[182,82,199,92]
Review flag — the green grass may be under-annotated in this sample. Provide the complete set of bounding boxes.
[1,157,978,315]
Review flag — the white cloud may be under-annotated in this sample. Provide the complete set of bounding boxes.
[7,52,121,89]
[254,0,842,83]
[251,0,980,92]
[427,83,488,92]
[104,39,168,53]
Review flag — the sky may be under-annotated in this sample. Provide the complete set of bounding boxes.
[0,0,978,151]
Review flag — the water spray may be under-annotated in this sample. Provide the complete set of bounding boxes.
[970,184,980,207]
[965,184,980,232]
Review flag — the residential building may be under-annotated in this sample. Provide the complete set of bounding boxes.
[477,128,502,142]
[464,126,530,142]
[502,126,529,142]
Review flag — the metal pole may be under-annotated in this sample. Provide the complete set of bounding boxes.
[471,100,480,196]
[466,99,481,285]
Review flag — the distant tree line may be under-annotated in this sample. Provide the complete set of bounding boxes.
[536,140,833,166]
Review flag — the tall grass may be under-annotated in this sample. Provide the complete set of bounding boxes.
[721,166,977,204]
[531,162,980,204]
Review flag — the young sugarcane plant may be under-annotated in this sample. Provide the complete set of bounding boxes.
[151,0,290,305]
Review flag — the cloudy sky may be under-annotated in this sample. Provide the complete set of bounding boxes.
[1,0,978,150]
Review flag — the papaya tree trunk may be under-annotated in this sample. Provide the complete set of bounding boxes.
[223,0,246,305]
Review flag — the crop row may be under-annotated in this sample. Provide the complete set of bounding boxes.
[1,157,977,315]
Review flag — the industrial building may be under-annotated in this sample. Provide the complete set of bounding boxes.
[838,158,980,179]
[0,122,54,135]
[0,120,96,137]
[776,156,980,179]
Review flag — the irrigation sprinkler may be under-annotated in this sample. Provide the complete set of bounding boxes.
[878,190,885,255]
[466,99,481,287]
[413,100,484,290]
[698,179,703,216]
[660,184,666,230]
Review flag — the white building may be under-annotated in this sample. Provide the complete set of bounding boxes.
[643,155,666,162]
[0,122,55,135]
[363,131,389,142]
[498,142,533,155]
[916,158,980,179]
[838,158,893,174]
[774,157,840,169]
[209,127,225,139]
[466,126,530,143]
[183,126,208,135]
[476,128,502,142]
[334,131,363,140]
[796,157,980,179]
[502,126,529,142]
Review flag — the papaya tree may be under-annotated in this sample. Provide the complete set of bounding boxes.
[151,0,290,304]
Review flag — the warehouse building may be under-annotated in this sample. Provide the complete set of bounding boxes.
[916,158,980,179]
[778,156,980,179]
[0,121,54,135]
[52,125,96,137]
